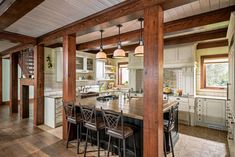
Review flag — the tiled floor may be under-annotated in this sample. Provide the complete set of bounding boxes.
[0,104,230,157]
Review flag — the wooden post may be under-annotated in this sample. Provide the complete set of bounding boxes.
[62,34,76,140]
[34,45,44,125]
[143,4,164,157]
[20,84,29,118]
[0,57,2,106]
[10,53,18,113]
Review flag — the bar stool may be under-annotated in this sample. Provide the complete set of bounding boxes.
[63,101,82,154]
[101,108,136,157]
[163,105,178,157]
[80,105,105,157]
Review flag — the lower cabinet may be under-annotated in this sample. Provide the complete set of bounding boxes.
[196,98,226,130]
[168,96,191,125]
[44,97,63,128]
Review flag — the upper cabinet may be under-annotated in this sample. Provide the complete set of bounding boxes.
[164,44,195,68]
[128,44,195,69]
[128,53,144,69]
[76,55,94,73]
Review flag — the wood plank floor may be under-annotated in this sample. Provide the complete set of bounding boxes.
[0,104,229,157]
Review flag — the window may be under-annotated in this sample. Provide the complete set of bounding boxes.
[118,62,129,85]
[96,60,105,79]
[201,54,228,89]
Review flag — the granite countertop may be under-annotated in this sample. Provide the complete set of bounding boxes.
[75,97,178,120]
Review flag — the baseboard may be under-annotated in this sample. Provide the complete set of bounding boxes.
[2,99,34,105]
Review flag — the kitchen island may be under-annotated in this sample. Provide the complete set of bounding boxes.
[74,97,179,157]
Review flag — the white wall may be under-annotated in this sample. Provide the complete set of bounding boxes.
[2,58,34,102]
[2,59,10,101]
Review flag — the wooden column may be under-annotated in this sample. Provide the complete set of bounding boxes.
[20,85,29,118]
[62,34,76,140]
[34,45,44,125]
[143,4,164,157]
[0,57,2,106]
[10,53,18,113]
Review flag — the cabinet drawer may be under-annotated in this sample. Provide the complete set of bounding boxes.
[169,96,188,103]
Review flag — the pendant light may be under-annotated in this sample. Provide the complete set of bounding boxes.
[113,24,126,58]
[134,18,144,57]
[96,30,107,60]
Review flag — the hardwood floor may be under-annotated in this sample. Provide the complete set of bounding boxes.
[0,104,229,157]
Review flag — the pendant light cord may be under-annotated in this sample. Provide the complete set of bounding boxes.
[117,24,122,48]
[100,30,103,50]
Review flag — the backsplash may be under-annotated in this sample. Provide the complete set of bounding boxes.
[164,68,182,89]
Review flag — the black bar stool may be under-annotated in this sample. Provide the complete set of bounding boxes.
[63,101,82,154]
[80,105,105,157]
[101,108,136,157]
[164,105,178,157]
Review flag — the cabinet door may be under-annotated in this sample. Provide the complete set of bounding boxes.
[164,48,178,64]
[87,58,93,71]
[76,56,84,71]
[202,99,226,127]
[178,45,193,63]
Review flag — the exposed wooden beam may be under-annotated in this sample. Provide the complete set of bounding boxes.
[77,29,141,50]
[165,28,227,46]
[84,28,228,54]
[1,44,34,57]
[48,5,233,50]
[38,0,197,45]
[165,5,235,33]
[34,45,44,125]
[0,31,36,44]
[144,4,164,157]
[197,39,228,49]
[0,0,45,30]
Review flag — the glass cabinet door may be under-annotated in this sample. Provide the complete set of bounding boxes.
[76,57,84,70]
[87,58,93,71]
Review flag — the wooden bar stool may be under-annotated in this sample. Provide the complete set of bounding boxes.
[101,108,136,157]
[164,105,178,157]
[63,101,82,154]
[80,105,105,157]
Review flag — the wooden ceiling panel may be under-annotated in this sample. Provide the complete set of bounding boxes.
[0,40,19,53]
[5,0,125,37]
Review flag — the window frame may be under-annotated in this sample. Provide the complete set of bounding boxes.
[118,62,128,85]
[200,54,228,90]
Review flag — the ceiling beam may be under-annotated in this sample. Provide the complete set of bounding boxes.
[197,39,228,49]
[0,31,36,44]
[165,5,235,33]
[1,44,34,57]
[0,0,45,30]
[37,0,197,45]
[85,28,228,54]
[76,6,234,50]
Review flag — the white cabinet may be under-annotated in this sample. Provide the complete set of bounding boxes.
[44,97,63,128]
[169,96,191,125]
[76,55,94,73]
[227,12,235,145]
[164,48,178,64]
[128,53,143,69]
[196,98,226,130]
[164,44,195,68]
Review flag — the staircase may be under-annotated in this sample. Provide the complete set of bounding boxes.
[18,49,34,78]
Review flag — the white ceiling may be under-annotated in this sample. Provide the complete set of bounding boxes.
[4,0,125,37]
